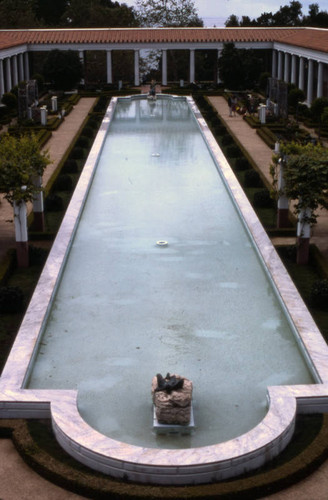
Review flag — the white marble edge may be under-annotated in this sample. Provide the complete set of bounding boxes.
[0,95,328,485]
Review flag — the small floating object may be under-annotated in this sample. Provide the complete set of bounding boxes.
[151,153,160,157]
[156,240,168,247]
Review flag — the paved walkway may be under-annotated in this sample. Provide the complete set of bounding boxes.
[0,97,96,261]
[0,95,328,498]
[208,96,328,262]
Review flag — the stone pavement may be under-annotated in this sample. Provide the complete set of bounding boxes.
[0,95,328,498]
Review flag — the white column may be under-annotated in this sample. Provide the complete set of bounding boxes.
[284,52,290,83]
[307,59,314,105]
[24,52,30,80]
[291,55,297,85]
[12,55,18,86]
[0,59,4,99]
[162,49,167,86]
[298,56,304,91]
[272,50,277,78]
[134,50,140,86]
[106,50,112,84]
[317,61,323,98]
[18,53,24,81]
[5,57,12,92]
[277,51,283,80]
[189,49,195,83]
[217,49,222,83]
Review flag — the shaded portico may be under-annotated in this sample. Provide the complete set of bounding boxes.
[0,27,328,104]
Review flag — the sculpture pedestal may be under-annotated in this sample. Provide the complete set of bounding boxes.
[151,375,194,434]
[152,405,195,435]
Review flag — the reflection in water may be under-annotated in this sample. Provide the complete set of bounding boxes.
[27,97,314,450]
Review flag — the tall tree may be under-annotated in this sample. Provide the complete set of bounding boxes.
[42,50,83,90]
[218,43,264,90]
[62,0,138,27]
[35,0,67,26]
[0,0,40,28]
[0,133,50,267]
[135,0,203,27]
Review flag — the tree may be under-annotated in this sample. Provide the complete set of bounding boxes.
[0,0,40,28]
[0,133,50,266]
[271,142,328,264]
[61,0,138,27]
[35,0,67,26]
[218,43,264,90]
[42,50,83,90]
[135,0,203,27]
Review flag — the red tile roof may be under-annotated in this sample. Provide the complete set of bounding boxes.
[0,27,327,53]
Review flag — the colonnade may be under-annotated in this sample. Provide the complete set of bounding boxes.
[0,52,30,99]
[272,48,328,104]
[93,48,220,87]
[1,45,327,105]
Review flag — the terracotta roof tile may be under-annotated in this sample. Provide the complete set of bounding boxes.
[0,27,327,53]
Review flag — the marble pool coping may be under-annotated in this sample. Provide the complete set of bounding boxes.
[1,95,328,485]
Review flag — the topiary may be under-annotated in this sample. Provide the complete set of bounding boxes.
[54,174,73,192]
[62,159,78,174]
[29,246,48,266]
[234,157,250,171]
[244,169,263,188]
[226,144,241,158]
[76,136,90,149]
[310,279,328,310]
[1,92,17,109]
[253,189,275,208]
[69,147,84,160]
[221,134,234,146]
[45,193,64,212]
[0,286,24,313]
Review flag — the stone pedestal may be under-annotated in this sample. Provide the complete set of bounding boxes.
[152,375,193,426]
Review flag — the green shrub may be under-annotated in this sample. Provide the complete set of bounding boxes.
[234,157,250,171]
[70,147,84,160]
[0,286,24,313]
[226,144,241,158]
[221,134,234,146]
[1,92,17,109]
[253,189,274,208]
[76,136,90,148]
[62,159,78,174]
[29,246,48,266]
[55,174,73,191]
[244,169,263,188]
[310,279,328,310]
[45,193,64,212]
[82,126,95,138]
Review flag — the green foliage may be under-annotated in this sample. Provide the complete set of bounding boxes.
[311,97,328,122]
[0,0,40,28]
[54,174,73,192]
[253,189,275,208]
[135,0,203,27]
[234,157,250,171]
[42,50,83,91]
[218,43,264,90]
[1,92,17,109]
[244,169,263,187]
[45,193,64,212]
[62,0,138,28]
[0,286,24,313]
[272,142,328,226]
[288,87,306,110]
[310,279,328,310]
[0,133,50,205]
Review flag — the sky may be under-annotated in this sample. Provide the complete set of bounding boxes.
[122,0,316,25]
